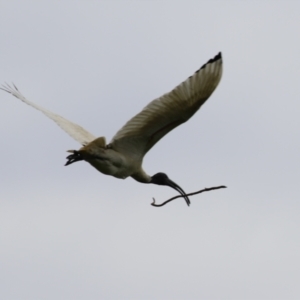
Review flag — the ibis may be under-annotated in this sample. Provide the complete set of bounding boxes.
[1,52,223,206]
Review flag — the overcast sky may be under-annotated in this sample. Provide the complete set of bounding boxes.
[1,1,300,299]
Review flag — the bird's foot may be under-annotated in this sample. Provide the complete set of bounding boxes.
[65,150,83,166]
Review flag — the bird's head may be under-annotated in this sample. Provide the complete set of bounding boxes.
[150,172,190,206]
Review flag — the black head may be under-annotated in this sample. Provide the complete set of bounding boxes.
[150,172,190,206]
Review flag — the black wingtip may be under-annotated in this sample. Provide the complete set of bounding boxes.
[210,52,222,62]
[198,52,222,71]
[215,52,222,60]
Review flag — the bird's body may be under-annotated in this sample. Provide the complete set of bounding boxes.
[1,52,223,206]
[75,136,146,180]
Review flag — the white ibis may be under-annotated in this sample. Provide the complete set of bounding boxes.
[1,52,223,206]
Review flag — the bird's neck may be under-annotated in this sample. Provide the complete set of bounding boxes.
[131,168,151,183]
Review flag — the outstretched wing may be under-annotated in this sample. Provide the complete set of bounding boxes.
[1,84,96,146]
[110,52,223,160]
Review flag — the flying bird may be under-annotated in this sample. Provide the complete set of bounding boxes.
[1,52,223,206]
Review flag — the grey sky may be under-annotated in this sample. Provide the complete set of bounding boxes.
[1,1,300,299]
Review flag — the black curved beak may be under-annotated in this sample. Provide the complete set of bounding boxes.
[166,178,190,206]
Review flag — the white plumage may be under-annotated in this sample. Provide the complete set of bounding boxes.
[1,52,223,206]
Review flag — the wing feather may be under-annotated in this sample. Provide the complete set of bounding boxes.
[110,52,223,159]
[1,84,96,146]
